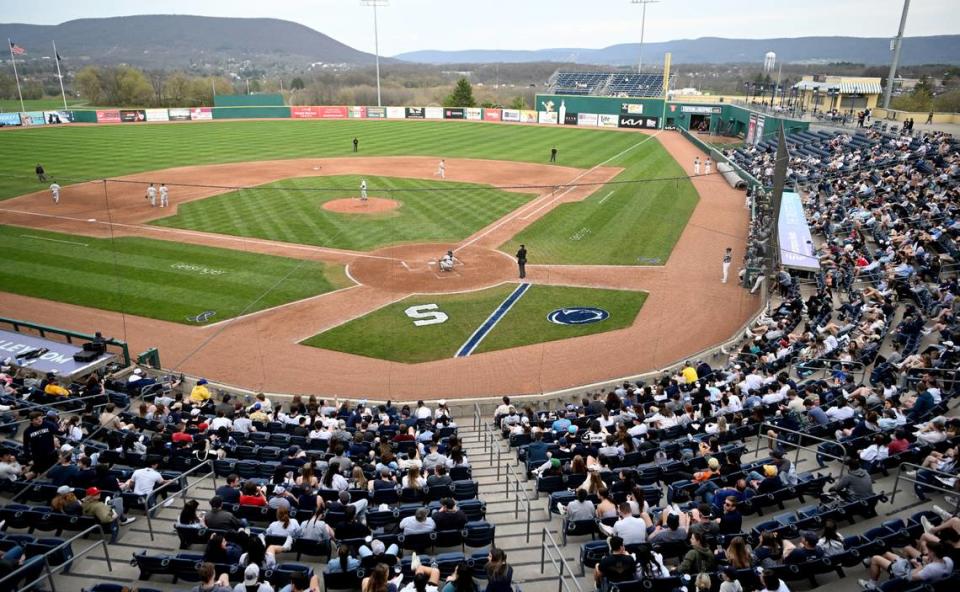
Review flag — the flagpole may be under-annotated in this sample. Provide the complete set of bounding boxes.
[53,40,67,110]
[7,39,25,113]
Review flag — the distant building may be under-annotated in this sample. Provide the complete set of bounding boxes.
[793,75,882,112]
[763,52,776,73]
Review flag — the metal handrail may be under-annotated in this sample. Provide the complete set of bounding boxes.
[506,463,532,543]
[10,420,112,503]
[796,358,867,384]
[539,527,584,592]
[0,392,114,429]
[756,422,849,472]
[143,459,216,540]
[0,523,112,592]
[473,402,482,432]
[889,462,960,514]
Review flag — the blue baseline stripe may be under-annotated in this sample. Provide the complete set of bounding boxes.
[455,283,530,358]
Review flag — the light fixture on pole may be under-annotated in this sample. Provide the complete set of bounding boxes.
[361,0,388,107]
[630,0,659,74]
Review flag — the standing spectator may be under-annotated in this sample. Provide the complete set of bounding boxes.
[23,412,58,474]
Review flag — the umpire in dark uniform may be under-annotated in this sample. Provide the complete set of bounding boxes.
[516,245,527,279]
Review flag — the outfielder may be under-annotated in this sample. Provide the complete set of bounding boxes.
[146,183,157,207]
[159,184,169,208]
[49,182,61,204]
[359,179,368,202]
[435,159,446,179]
[693,157,701,175]
[722,247,732,283]
[438,250,462,272]
[705,158,713,175]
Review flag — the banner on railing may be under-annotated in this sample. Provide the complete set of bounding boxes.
[406,107,425,119]
[120,110,147,123]
[538,111,558,124]
[519,110,538,123]
[746,112,758,145]
[367,106,387,119]
[483,108,502,121]
[681,105,722,114]
[0,113,21,126]
[621,103,643,114]
[598,113,619,128]
[502,109,521,122]
[386,106,406,119]
[290,106,349,119]
[444,107,465,119]
[144,109,169,122]
[21,112,46,125]
[348,106,367,118]
[190,107,213,120]
[577,113,599,127]
[425,107,444,120]
[96,110,121,123]
[43,111,73,124]
[465,107,482,121]
[563,112,578,125]
[755,115,766,144]
[778,191,820,272]
[168,108,191,121]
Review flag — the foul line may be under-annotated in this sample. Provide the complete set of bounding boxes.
[597,191,615,205]
[20,234,88,247]
[454,283,530,358]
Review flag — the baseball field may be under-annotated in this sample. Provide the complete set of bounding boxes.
[0,116,752,387]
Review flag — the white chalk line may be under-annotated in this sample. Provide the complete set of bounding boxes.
[20,234,88,247]
[199,283,362,330]
[597,191,615,205]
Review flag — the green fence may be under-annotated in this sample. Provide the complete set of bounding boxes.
[212,106,292,119]
[214,94,284,107]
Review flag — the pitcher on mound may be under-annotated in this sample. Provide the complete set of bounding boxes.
[360,178,368,202]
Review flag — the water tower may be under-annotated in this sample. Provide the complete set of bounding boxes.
[763,51,776,72]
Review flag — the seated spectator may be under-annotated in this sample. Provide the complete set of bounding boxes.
[359,538,400,565]
[47,450,79,486]
[236,563,274,592]
[81,486,135,542]
[599,502,647,545]
[50,485,82,515]
[399,566,442,592]
[560,489,596,521]
[240,481,268,506]
[759,570,790,592]
[723,536,754,569]
[860,541,954,590]
[829,458,875,500]
[216,474,242,504]
[594,536,636,585]
[268,485,298,510]
[334,505,370,540]
[648,512,687,543]
[206,495,244,530]
[441,560,478,592]
[0,451,23,482]
[266,506,301,538]
[433,497,468,531]
[178,499,205,528]
[817,520,845,557]
[321,462,349,491]
[193,561,232,592]
[370,468,398,492]
[720,567,744,592]
[485,548,513,592]
[753,531,785,567]
[427,465,452,489]
[400,507,436,535]
[678,531,717,574]
[784,531,824,564]
[327,544,361,574]
[203,532,242,564]
[299,506,334,542]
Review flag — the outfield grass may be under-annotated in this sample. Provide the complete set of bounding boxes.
[0,99,85,112]
[499,140,699,265]
[303,283,646,363]
[152,175,536,251]
[0,225,349,324]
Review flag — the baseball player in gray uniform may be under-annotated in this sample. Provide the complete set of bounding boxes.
[359,179,368,202]
[146,183,157,207]
[159,184,169,208]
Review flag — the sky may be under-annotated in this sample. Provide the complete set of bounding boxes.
[5,0,956,55]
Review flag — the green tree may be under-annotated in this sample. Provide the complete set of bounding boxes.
[443,77,476,107]
[76,66,103,104]
[508,95,526,110]
[249,79,262,93]
[933,89,960,113]
[164,72,192,106]
[291,77,305,90]
[21,80,43,100]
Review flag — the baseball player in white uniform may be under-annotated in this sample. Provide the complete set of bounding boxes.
[159,184,169,208]
[436,159,446,179]
[693,157,701,175]
[49,183,61,204]
[438,250,462,272]
[705,158,713,175]
[359,179,368,202]
[146,183,157,207]
[722,247,732,283]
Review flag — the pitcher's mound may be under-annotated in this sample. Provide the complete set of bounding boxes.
[323,197,400,214]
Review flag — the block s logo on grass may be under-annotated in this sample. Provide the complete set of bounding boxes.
[405,304,448,327]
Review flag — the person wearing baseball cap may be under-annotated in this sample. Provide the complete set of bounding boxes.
[240,562,273,592]
[82,486,134,542]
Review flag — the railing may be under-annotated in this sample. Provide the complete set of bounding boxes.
[0,523,112,592]
[539,527,584,592]
[505,463,532,543]
[796,358,867,385]
[0,392,114,430]
[902,366,960,395]
[756,422,849,472]
[473,402,483,432]
[486,423,504,480]
[144,459,216,540]
[0,316,130,365]
[889,462,960,515]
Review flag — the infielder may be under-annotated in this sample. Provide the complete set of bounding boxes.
[438,250,462,272]
[159,184,169,208]
[359,179,368,202]
[704,158,713,175]
[146,183,157,207]
[435,159,446,179]
[49,182,61,204]
[693,157,701,175]
[722,247,732,283]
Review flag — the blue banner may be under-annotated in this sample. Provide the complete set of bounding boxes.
[0,113,21,126]
[778,192,820,271]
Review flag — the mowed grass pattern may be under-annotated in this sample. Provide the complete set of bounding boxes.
[0,225,349,324]
[152,175,536,251]
[303,283,646,363]
[500,138,699,265]
[0,120,646,200]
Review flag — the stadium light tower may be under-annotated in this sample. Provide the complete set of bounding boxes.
[361,0,388,107]
[630,0,660,74]
[882,0,911,109]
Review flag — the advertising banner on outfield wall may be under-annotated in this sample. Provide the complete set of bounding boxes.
[386,106,406,119]
[465,107,482,121]
[366,107,387,119]
[425,107,444,120]
[483,109,502,121]
[519,110,538,123]
[144,109,169,122]
[443,108,464,119]
[577,113,599,127]
[680,105,722,114]
[618,115,659,129]
[621,103,643,115]
[405,107,425,119]
[21,112,46,125]
[120,110,147,123]
[0,113,20,126]
[745,113,758,145]
[168,108,191,121]
[348,106,366,118]
[501,109,520,122]
[42,111,73,124]
[538,111,558,124]
[96,110,121,123]
[598,114,619,128]
[290,106,319,118]
[564,112,578,125]
[755,115,766,145]
[190,107,213,120]
[318,106,348,119]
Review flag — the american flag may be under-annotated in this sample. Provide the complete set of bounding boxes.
[9,41,25,55]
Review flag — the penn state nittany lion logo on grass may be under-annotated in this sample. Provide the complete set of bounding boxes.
[547,307,609,325]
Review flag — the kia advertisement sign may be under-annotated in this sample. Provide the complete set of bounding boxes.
[618,115,659,129]
[405,107,425,119]
[443,108,465,119]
